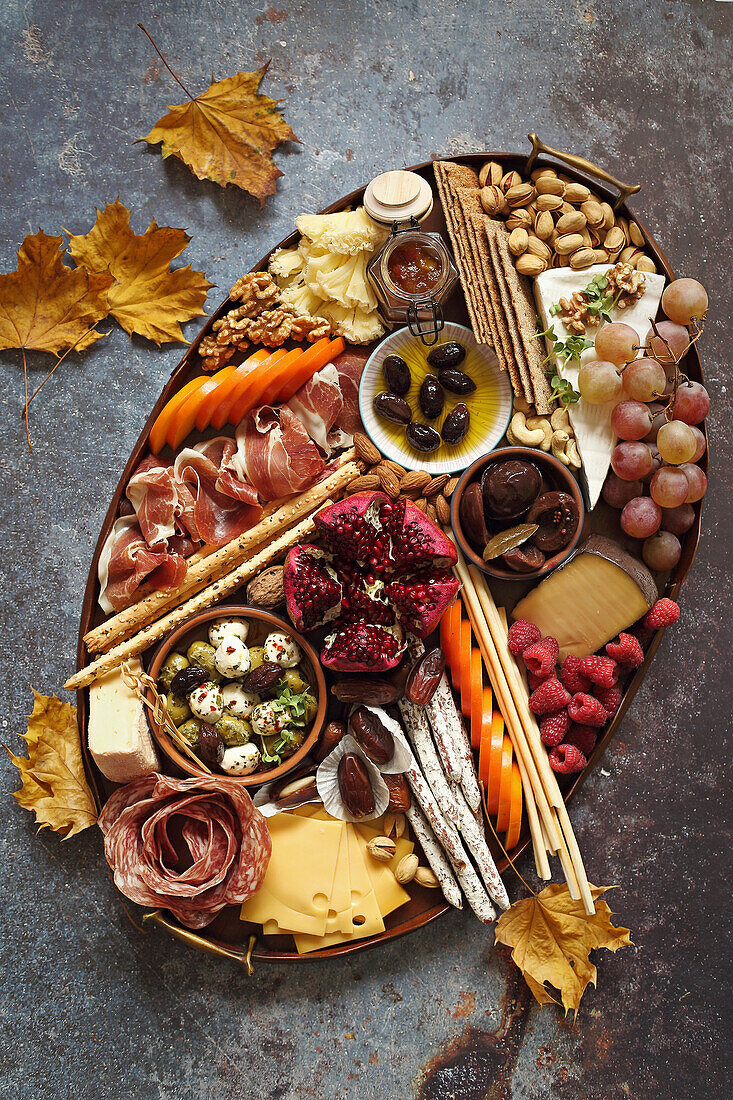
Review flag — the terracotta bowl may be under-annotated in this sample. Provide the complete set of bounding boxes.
[450,446,585,581]
[146,606,327,787]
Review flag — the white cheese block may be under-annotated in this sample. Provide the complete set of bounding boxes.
[88,659,159,782]
[534,265,666,509]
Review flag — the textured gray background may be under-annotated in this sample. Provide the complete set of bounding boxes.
[1,0,731,1097]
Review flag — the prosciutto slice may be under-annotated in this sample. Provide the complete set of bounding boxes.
[233,405,325,499]
[98,774,272,929]
[331,347,369,438]
[126,456,179,547]
[286,348,370,455]
[173,437,262,546]
[97,516,188,613]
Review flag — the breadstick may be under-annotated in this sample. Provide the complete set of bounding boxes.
[85,461,360,652]
[65,509,324,691]
[405,804,463,909]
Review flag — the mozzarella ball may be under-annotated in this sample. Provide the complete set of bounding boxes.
[263,631,302,668]
[214,637,251,679]
[251,701,289,737]
[208,617,249,648]
[221,684,260,718]
[220,742,260,776]
[189,681,224,723]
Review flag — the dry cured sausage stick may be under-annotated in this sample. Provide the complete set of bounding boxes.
[450,856,496,924]
[406,636,463,783]
[457,719,482,814]
[398,698,460,826]
[450,785,509,911]
[405,804,462,910]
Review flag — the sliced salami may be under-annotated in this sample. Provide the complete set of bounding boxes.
[98,774,271,929]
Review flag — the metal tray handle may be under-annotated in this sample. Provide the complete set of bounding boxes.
[142,910,257,974]
[526,133,641,210]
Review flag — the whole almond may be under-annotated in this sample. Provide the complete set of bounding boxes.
[555,210,587,235]
[478,160,503,188]
[354,431,381,466]
[505,183,536,208]
[414,866,440,889]
[564,182,591,204]
[534,211,555,240]
[383,812,406,839]
[604,226,625,254]
[506,209,533,231]
[580,200,604,229]
[555,232,585,256]
[480,185,506,216]
[401,469,431,493]
[526,236,552,262]
[366,835,397,863]
[378,468,400,499]
[414,497,427,513]
[348,474,381,493]
[636,255,657,273]
[426,503,438,524]
[569,247,596,270]
[500,169,523,193]
[425,474,449,497]
[395,853,419,884]
[444,477,459,498]
[508,227,529,256]
[628,220,644,247]
[536,193,563,212]
[530,166,557,182]
[381,459,406,477]
[435,493,450,526]
[534,175,565,196]
[600,202,615,231]
[515,253,546,276]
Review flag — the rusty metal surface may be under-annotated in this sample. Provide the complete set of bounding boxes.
[0,0,731,1097]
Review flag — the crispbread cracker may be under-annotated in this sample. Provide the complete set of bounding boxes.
[485,223,535,406]
[493,235,554,413]
[433,162,488,344]
[435,162,491,345]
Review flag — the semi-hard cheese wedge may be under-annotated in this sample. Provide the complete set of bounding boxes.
[88,659,159,782]
[240,814,344,936]
[512,536,657,662]
[534,265,666,509]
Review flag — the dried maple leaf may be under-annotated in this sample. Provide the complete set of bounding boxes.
[137,27,297,206]
[495,884,632,1017]
[66,199,214,345]
[7,690,97,839]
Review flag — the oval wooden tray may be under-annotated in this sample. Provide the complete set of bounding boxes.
[76,151,706,967]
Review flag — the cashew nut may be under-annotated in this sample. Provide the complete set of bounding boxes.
[526,415,554,452]
[507,411,545,447]
[551,429,571,465]
[566,438,582,468]
[512,395,534,416]
[550,406,571,433]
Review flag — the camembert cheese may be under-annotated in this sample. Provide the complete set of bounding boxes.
[88,659,159,782]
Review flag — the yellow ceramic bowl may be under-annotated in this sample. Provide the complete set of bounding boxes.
[358,322,512,474]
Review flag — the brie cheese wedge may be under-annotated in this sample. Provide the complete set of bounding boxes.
[88,659,159,782]
[534,265,665,509]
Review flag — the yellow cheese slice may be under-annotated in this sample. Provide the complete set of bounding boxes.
[240,814,344,936]
[354,824,414,919]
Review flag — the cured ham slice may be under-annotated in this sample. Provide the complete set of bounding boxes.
[98,773,271,929]
[286,362,344,454]
[174,437,262,547]
[331,347,369,438]
[126,457,179,547]
[233,405,325,499]
[98,516,188,613]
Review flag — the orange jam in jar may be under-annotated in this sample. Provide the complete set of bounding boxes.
[387,241,443,296]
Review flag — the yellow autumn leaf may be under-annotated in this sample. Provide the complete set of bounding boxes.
[66,199,214,345]
[139,63,297,206]
[0,231,111,355]
[7,690,97,838]
[495,884,632,1017]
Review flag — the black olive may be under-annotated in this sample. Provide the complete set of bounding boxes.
[382,354,411,397]
[170,665,210,697]
[197,723,224,765]
[427,342,466,370]
[374,391,412,425]
[418,375,445,419]
[405,422,441,452]
[438,369,476,395]
[441,403,470,445]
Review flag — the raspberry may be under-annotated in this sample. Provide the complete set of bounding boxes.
[548,744,587,774]
[528,670,549,691]
[579,655,618,688]
[606,632,644,668]
[565,724,597,756]
[632,623,654,652]
[539,709,570,747]
[567,692,607,727]
[523,636,559,679]
[643,598,680,630]
[593,683,623,719]
[529,677,571,715]
[560,655,592,695]
[508,619,542,657]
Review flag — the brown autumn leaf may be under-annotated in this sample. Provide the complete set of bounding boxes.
[0,230,111,355]
[6,690,97,838]
[138,57,297,206]
[495,884,632,1016]
[66,199,214,345]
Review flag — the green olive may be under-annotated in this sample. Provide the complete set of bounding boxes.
[214,715,252,747]
[186,640,222,683]
[281,668,309,693]
[248,645,266,671]
[177,718,201,747]
[158,652,189,692]
[304,693,318,723]
[166,693,191,724]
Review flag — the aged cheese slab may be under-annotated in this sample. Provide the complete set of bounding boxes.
[88,659,159,783]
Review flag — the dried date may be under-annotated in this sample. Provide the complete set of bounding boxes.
[384,773,411,813]
[312,720,347,763]
[350,706,394,765]
[338,753,376,818]
[404,647,445,705]
[331,678,401,706]
[242,662,283,693]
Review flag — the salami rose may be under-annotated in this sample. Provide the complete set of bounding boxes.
[98,774,271,929]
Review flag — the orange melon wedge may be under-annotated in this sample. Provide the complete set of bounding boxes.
[150,376,208,456]
[485,711,505,815]
[208,349,280,430]
[227,348,304,425]
[496,736,514,833]
[471,675,490,751]
[504,762,523,851]
[166,364,238,450]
